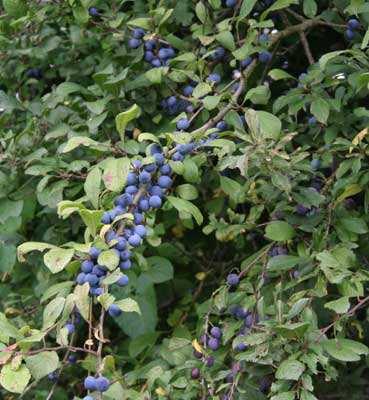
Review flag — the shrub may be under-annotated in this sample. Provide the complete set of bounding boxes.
[0,1,369,399]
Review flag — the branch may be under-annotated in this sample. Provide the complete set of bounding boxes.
[316,295,369,342]
[299,31,315,65]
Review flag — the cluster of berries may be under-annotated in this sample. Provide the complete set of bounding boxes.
[128,28,176,68]
[345,18,360,40]
[83,375,110,397]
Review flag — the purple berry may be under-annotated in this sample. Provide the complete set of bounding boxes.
[205,356,215,367]
[128,38,142,49]
[85,273,99,286]
[88,7,99,17]
[151,58,162,67]
[101,212,111,225]
[126,172,138,185]
[134,224,147,237]
[108,304,122,317]
[95,376,110,392]
[76,272,86,285]
[240,56,253,68]
[216,121,227,131]
[128,234,142,247]
[208,337,220,350]
[153,153,165,166]
[89,247,101,259]
[210,326,222,339]
[139,198,150,211]
[191,367,200,379]
[132,28,145,39]
[149,195,162,208]
[259,51,272,63]
[119,260,132,270]
[84,376,97,391]
[348,19,360,30]
[193,349,203,359]
[183,85,194,96]
[176,118,190,131]
[117,275,129,286]
[81,260,94,273]
[160,164,172,175]
[345,29,355,40]
[158,175,172,189]
[134,213,144,224]
[120,250,132,260]
[145,40,156,50]
[225,0,237,7]
[65,323,75,334]
[144,51,154,62]
[207,73,221,84]
[227,273,239,286]
[139,170,151,184]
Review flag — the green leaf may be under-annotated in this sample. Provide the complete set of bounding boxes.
[240,0,258,17]
[74,283,90,321]
[0,313,22,340]
[195,2,207,23]
[276,359,305,380]
[17,242,56,262]
[115,298,141,314]
[203,95,221,110]
[193,82,212,99]
[98,250,120,271]
[176,184,199,200]
[311,98,330,124]
[261,0,299,19]
[0,363,31,394]
[271,393,295,400]
[167,196,203,225]
[322,339,368,362]
[102,158,131,192]
[25,351,59,380]
[268,69,295,81]
[79,209,103,238]
[42,297,65,330]
[246,109,282,139]
[3,0,27,17]
[183,159,199,183]
[145,67,164,84]
[325,297,350,314]
[303,0,317,17]
[245,85,270,105]
[43,248,74,274]
[115,104,141,141]
[220,176,245,203]
[265,221,295,241]
[316,247,355,284]
[215,31,235,51]
[55,82,84,98]
[267,255,303,272]
[339,217,368,234]
[0,243,16,273]
[145,256,174,283]
[128,18,152,29]
[335,184,362,205]
[0,198,23,223]
[61,136,107,153]
[128,333,159,358]
[84,167,101,209]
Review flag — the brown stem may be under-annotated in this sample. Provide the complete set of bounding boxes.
[299,31,315,64]
[316,295,369,342]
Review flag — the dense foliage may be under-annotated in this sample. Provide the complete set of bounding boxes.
[1,0,369,399]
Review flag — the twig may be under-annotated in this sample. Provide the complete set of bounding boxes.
[316,295,369,342]
[299,31,315,64]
